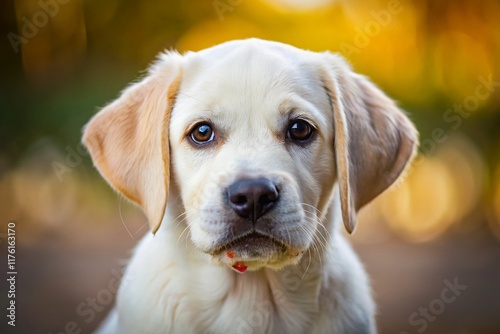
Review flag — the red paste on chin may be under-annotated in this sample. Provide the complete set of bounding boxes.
[232,262,248,273]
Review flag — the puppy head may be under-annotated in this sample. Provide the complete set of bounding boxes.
[83,39,417,272]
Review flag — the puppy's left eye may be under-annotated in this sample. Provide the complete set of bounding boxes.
[287,119,315,142]
[190,123,215,144]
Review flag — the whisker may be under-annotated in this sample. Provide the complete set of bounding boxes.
[172,211,189,230]
[301,204,332,245]
[299,248,313,286]
[177,92,211,108]
[297,205,332,272]
[118,195,136,240]
[175,223,193,251]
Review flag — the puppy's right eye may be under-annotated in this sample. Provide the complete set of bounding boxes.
[190,123,214,144]
[287,119,315,143]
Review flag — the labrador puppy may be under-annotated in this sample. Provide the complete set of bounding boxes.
[83,38,418,334]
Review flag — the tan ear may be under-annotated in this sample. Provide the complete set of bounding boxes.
[82,52,182,233]
[320,54,418,233]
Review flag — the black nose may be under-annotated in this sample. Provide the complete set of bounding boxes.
[227,178,279,221]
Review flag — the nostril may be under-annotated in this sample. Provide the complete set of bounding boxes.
[231,195,247,205]
[259,191,278,206]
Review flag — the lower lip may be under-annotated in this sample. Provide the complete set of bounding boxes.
[225,234,286,254]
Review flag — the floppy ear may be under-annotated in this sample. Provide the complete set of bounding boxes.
[320,53,418,234]
[82,52,182,234]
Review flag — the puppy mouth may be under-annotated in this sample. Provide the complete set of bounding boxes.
[208,232,303,272]
[220,232,288,256]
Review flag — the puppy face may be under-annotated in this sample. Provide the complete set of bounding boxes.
[170,44,336,270]
[83,39,418,273]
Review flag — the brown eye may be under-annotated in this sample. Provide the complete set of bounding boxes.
[288,119,314,142]
[190,123,214,144]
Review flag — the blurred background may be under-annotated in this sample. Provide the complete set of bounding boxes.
[1,0,499,333]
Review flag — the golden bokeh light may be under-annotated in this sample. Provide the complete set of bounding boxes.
[380,155,456,242]
[10,140,79,229]
[433,31,493,102]
[264,0,335,11]
[376,135,484,242]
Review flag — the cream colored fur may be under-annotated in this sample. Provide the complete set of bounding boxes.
[83,39,418,334]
